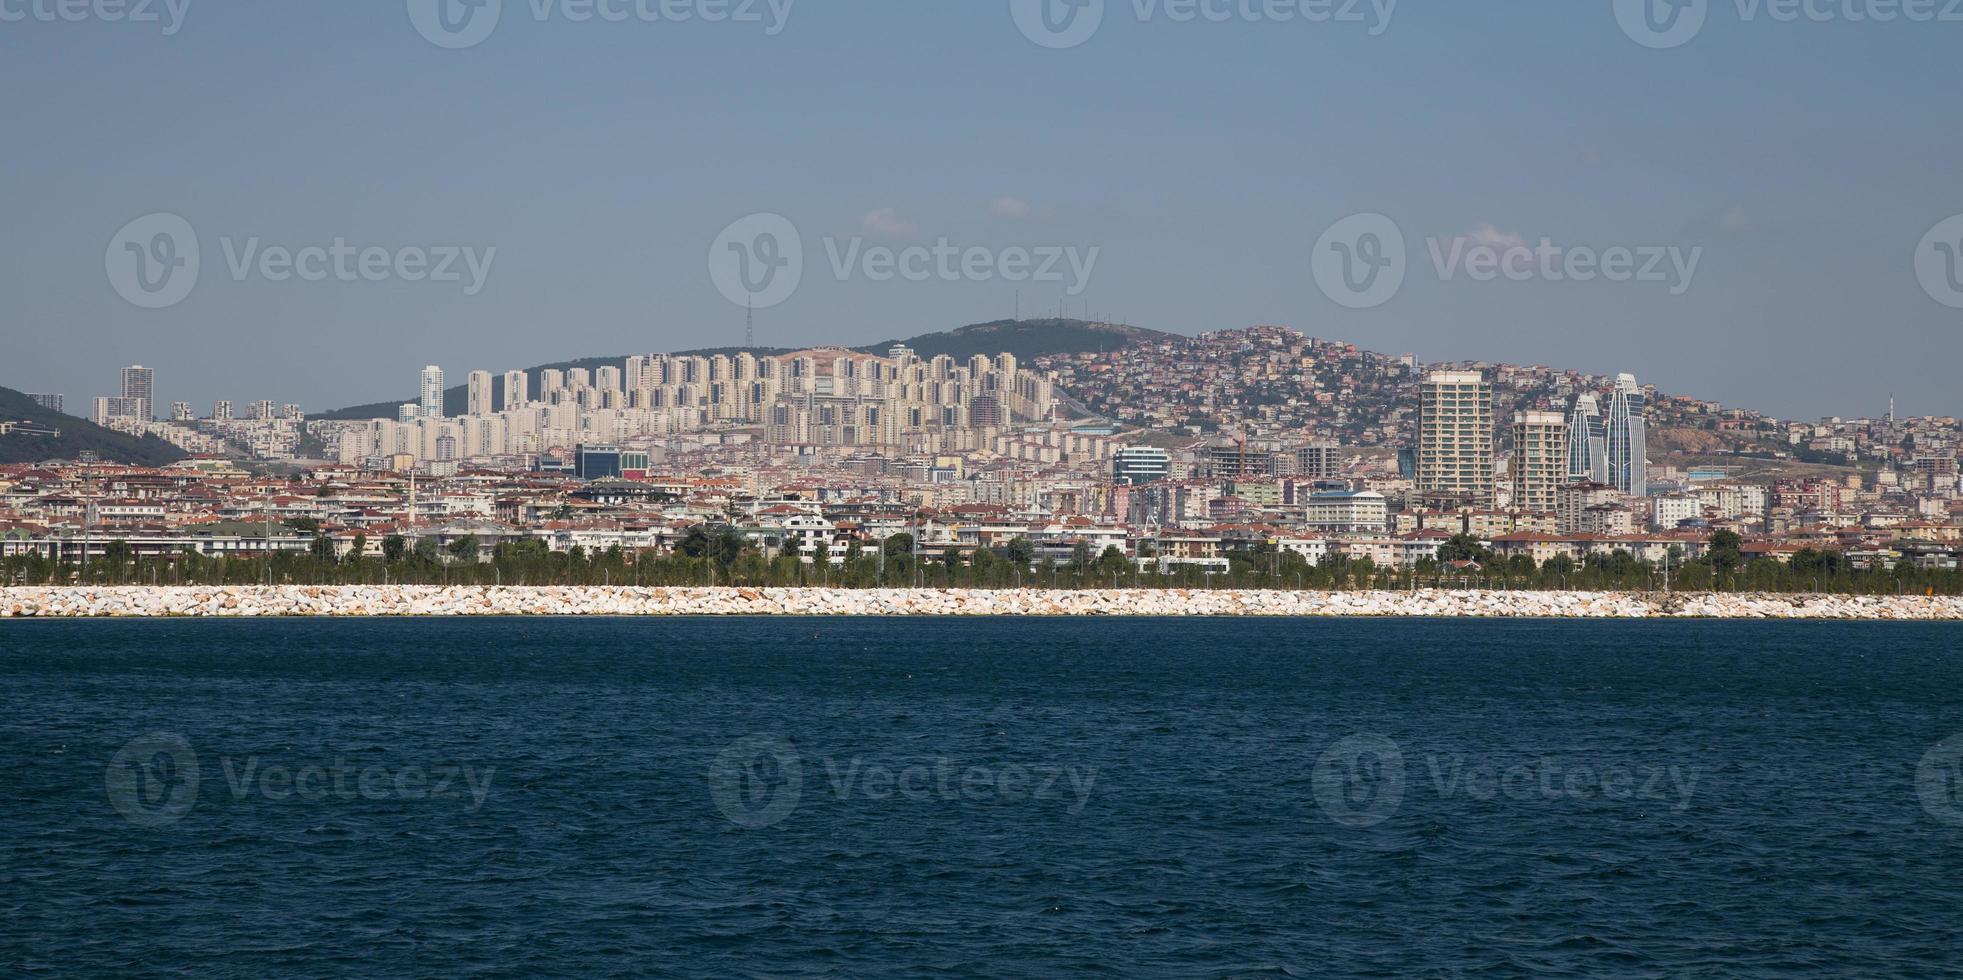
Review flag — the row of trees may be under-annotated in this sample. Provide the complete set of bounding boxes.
[7,526,1962,594]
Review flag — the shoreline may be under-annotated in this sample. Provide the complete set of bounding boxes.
[4,586,1961,620]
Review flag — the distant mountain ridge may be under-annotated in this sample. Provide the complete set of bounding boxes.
[311,319,1170,421]
[0,386,187,466]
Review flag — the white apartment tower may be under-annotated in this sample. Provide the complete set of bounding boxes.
[1417,370,1496,506]
[120,365,155,421]
[466,371,495,417]
[1512,411,1568,513]
[1606,373,1648,498]
[1565,393,1608,484]
[419,365,446,420]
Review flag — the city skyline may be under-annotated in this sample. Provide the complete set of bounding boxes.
[4,5,1959,420]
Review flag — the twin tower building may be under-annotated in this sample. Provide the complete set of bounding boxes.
[1418,370,1647,512]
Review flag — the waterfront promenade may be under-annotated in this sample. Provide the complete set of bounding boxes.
[4,587,1962,620]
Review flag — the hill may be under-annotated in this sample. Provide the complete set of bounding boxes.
[0,386,187,466]
[311,319,1172,421]
[854,319,1176,361]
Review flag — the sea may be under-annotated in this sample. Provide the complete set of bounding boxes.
[4,617,1963,977]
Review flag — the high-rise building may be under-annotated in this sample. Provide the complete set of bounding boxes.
[213,400,233,422]
[1417,370,1495,506]
[420,365,446,420]
[1112,446,1172,486]
[170,402,193,421]
[467,371,494,416]
[1512,411,1568,513]
[1606,373,1648,498]
[1565,394,1608,484]
[503,370,528,410]
[27,393,63,414]
[1290,445,1342,479]
[120,365,155,421]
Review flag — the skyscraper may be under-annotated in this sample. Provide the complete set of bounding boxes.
[1417,370,1495,506]
[1512,411,1568,513]
[420,365,446,420]
[120,365,155,421]
[1606,373,1648,498]
[1565,394,1608,484]
[466,371,494,416]
[503,370,528,410]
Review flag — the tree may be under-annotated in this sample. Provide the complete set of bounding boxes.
[1708,529,1744,574]
[1437,534,1490,564]
[382,535,407,563]
[309,535,336,563]
[1069,540,1095,572]
[447,535,481,562]
[1005,537,1036,567]
[883,533,915,560]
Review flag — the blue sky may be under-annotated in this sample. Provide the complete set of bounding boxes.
[2,0,1958,419]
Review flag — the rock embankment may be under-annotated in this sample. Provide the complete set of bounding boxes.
[3,587,1961,620]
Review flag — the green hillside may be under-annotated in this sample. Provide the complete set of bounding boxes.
[0,386,188,466]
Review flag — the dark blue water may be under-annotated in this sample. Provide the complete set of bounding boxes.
[5,618,1963,977]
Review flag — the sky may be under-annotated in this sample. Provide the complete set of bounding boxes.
[2,0,1959,420]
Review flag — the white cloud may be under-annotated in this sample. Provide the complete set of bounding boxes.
[990,196,1033,219]
[1464,224,1530,250]
[860,207,915,238]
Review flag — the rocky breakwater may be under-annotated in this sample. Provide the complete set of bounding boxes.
[3,587,1962,619]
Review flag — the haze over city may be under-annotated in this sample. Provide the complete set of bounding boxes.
[4,1,1960,419]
